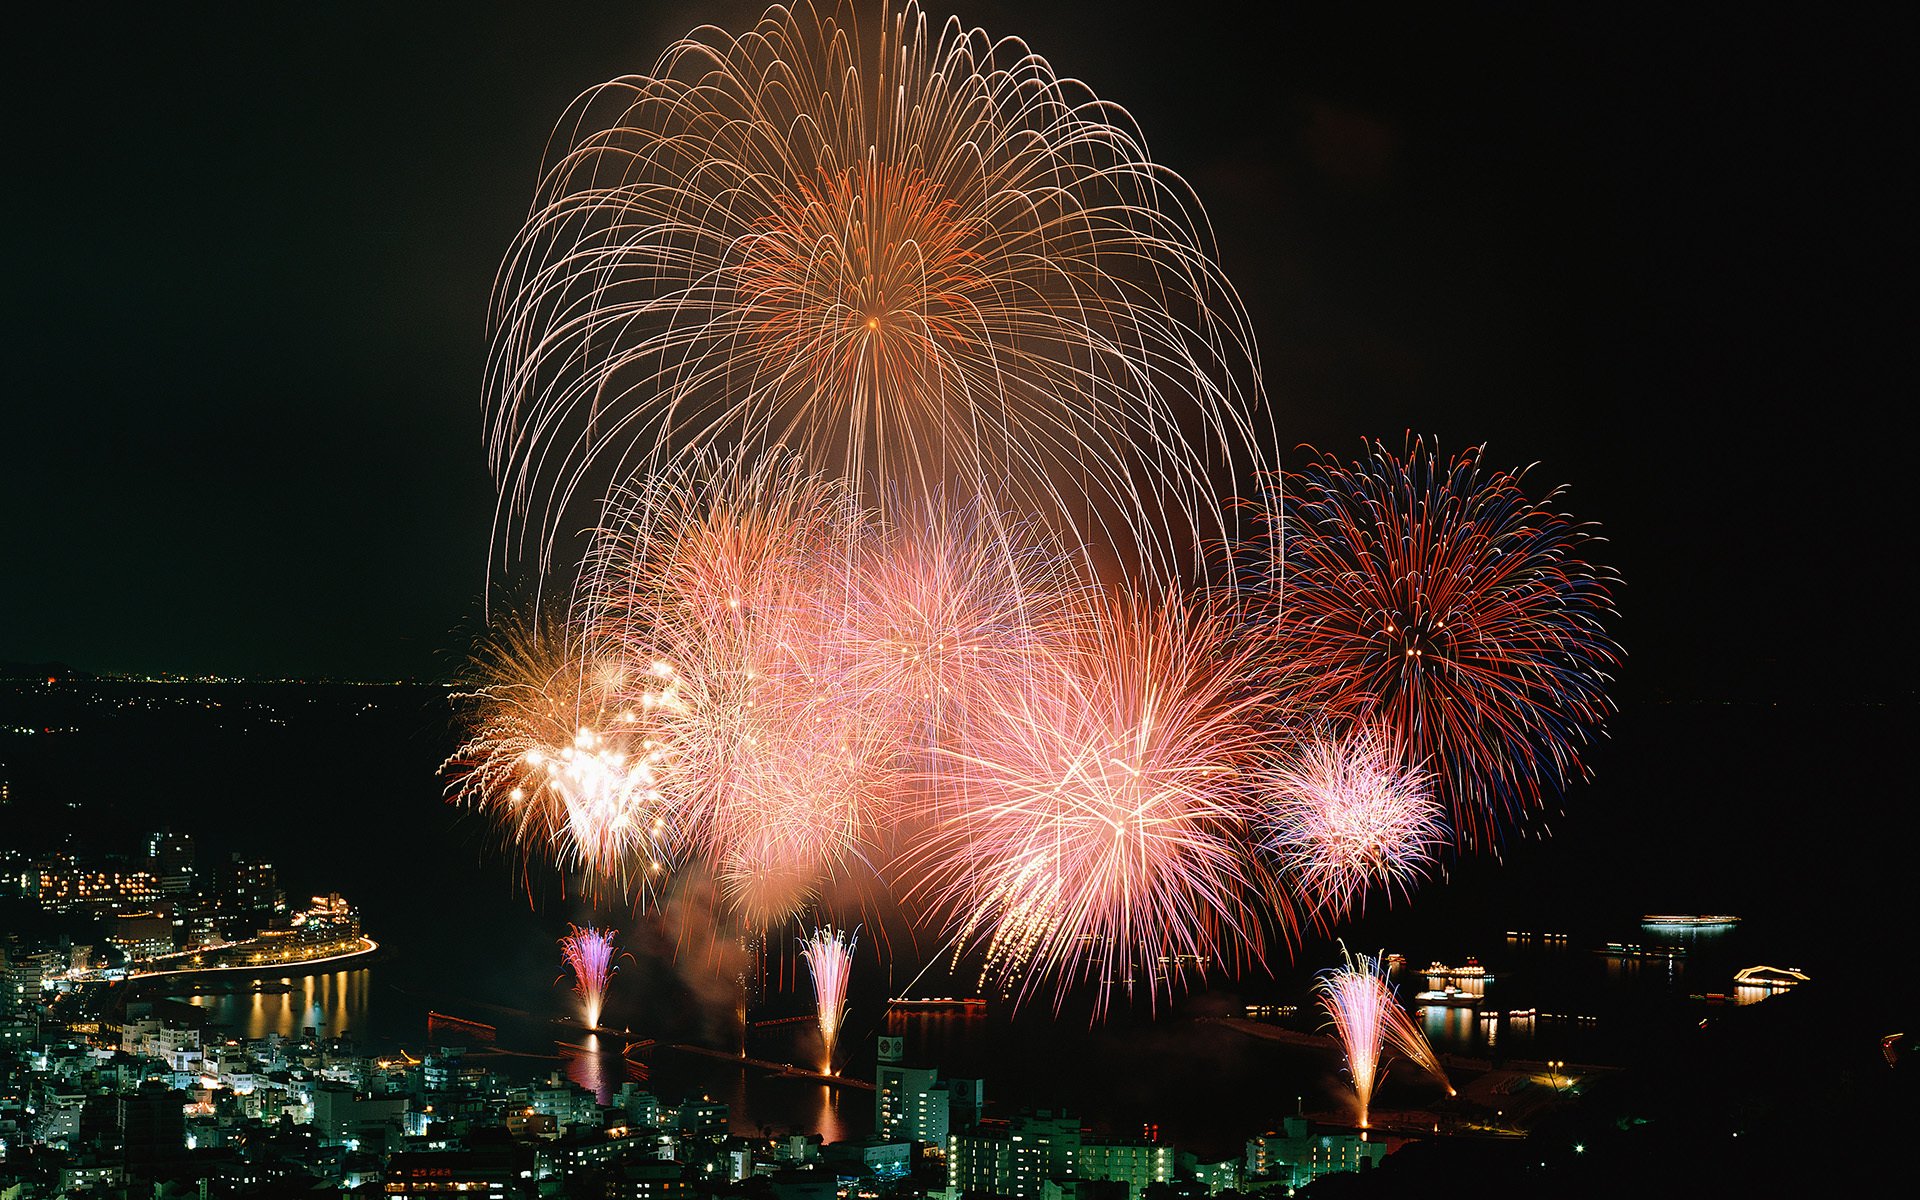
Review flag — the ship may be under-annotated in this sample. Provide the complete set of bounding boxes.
[1423,958,1491,981]
[1599,941,1688,959]
[1640,914,1740,929]
[886,996,987,1012]
[1732,965,1809,989]
[1412,985,1482,1009]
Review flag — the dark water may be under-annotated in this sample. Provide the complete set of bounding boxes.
[0,681,1905,1153]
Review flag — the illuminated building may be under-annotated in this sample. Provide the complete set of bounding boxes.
[946,1111,1170,1200]
[1072,1137,1175,1199]
[34,864,162,915]
[527,1076,599,1134]
[674,1097,730,1140]
[146,829,196,896]
[3,956,52,1011]
[313,1084,409,1147]
[622,1158,696,1200]
[1177,1153,1243,1194]
[382,1148,535,1198]
[108,912,177,961]
[616,1083,662,1131]
[876,1037,950,1145]
[1243,1118,1385,1188]
[220,856,285,939]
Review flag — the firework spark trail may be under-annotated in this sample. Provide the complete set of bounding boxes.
[1316,945,1395,1128]
[442,622,675,898]
[1264,440,1620,846]
[485,0,1267,585]
[561,926,620,1029]
[1259,724,1446,921]
[799,926,859,1072]
[905,589,1274,1016]
[1381,1002,1453,1096]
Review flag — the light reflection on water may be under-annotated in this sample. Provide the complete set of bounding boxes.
[552,1028,858,1138]
[178,970,372,1041]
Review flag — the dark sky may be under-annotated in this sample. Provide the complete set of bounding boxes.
[3,3,1904,699]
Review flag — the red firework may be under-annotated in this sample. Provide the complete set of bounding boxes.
[1265,440,1620,847]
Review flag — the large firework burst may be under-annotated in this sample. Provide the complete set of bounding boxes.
[485,0,1265,582]
[907,590,1273,1015]
[833,497,1077,756]
[1267,440,1620,845]
[1259,724,1446,921]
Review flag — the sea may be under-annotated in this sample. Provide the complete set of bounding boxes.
[0,679,1904,1157]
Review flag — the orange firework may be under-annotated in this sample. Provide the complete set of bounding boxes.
[442,620,676,899]
[486,0,1267,583]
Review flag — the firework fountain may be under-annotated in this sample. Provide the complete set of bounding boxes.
[1316,947,1393,1127]
[560,926,619,1030]
[799,926,859,1073]
[1381,1003,1454,1098]
[1317,946,1454,1127]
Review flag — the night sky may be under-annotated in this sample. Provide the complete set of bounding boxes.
[3,2,1904,703]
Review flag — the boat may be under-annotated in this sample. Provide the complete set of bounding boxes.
[1599,942,1688,959]
[1640,914,1740,929]
[1732,965,1809,989]
[886,997,987,1011]
[1423,959,1491,981]
[1413,986,1482,1008]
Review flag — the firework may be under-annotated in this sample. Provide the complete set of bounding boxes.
[835,497,1077,753]
[1259,725,1446,921]
[442,621,675,895]
[561,925,620,1029]
[799,926,859,1071]
[1380,1002,1453,1096]
[485,0,1265,582]
[907,590,1271,1015]
[1265,440,1620,845]
[581,456,894,929]
[1316,946,1395,1127]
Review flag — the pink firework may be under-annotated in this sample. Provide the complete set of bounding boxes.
[581,456,895,929]
[799,926,859,1072]
[1315,946,1394,1127]
[1263,440,1620,846]
[834,498,1077,753]
[1381,1000,1453,1097]
[1260,725,1446,921]
[1317,946,1452,1126]
[907,590,1271,1015]
[561,925,620,1029]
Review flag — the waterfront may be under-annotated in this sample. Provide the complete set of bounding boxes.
[4,679,1905,1149]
